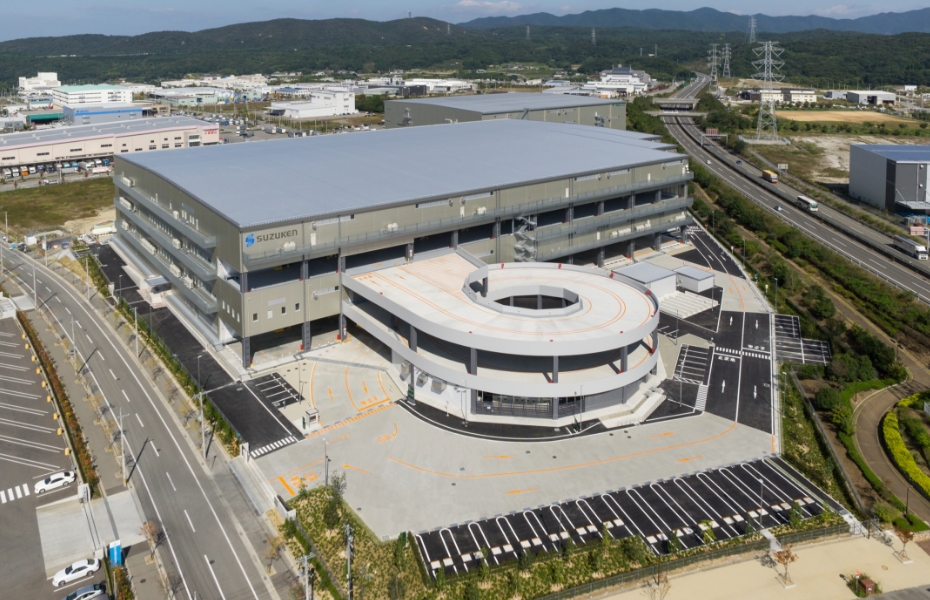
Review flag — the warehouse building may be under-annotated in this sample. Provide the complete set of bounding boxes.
[265,89,357,119]
[63,102,145,125]
[0,117,219,171]
[846,90,896,106]
[51,84,133,106]
[110,120,691,425]
[384,93,626,130]
[849,144,930,211]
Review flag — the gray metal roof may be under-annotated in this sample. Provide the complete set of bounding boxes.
[855,144,930,163]
[388,93,624,115]
[612,262,677,283]
[118,119,685,229]
[674,265,714,281]
[0,117,208,150]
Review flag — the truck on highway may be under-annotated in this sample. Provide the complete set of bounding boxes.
[762,170,778,183]
[893,235,928,260]
[795,195,819,212]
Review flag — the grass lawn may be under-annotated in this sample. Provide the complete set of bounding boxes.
[0,178,113,236]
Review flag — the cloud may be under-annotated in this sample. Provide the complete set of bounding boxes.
[449,0,528,14]
[813,4,871,16]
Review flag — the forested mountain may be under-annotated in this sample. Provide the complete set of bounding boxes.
[461,7,930,35]
[1,18,929,88]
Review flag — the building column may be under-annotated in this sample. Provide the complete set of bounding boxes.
[509,296,514,307]
[302,321,312,351]
[409,325,418,352]
[655,190,661,203]
[482,277,488,297]
[338,314,346,341]
[537,295,543,310]
[620,345,628,373]
[597,200,605,217]
[242,336,251,369]
[300,260,308,280]
[552,355,559,384]
[680,225,687,244]
[568,254,574,265]
[552,397,558,420]
[628,239,635,263]
[470,347,477,375]
[654,233,662,252]
[406,242,414,263]
[391,314,399,330]
[451,230,459,249]
[240,271,249,293]
[597,247,605,268]
[629,193,635,210]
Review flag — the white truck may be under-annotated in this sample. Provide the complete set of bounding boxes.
[893,235,928,260]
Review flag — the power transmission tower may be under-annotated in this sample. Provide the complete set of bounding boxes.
[654,44,658,58]
[748,17,757,44]
[447,23,450,35]
[591,28,596,46]
[722,43,732,79]
[707,44,719,92]
[526,25,530,40]
[752,41,785,141]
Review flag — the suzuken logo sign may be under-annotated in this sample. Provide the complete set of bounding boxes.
[244,229,298,249]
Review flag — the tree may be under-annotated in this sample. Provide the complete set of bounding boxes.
[814,386,841,411]
[393,533,407,569]
[831,402,855,436]
[700,520,716,544]
[646,564,672,600]
[773,545,798,584]
[139,520,162,558]
[264,534,285,570]
[788,501,803,529]
[893,525,914,560]
[548,559,565,587]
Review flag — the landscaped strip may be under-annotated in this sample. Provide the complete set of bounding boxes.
[17,311,99,494]
[882,410,930,501]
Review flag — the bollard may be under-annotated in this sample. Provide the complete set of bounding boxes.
[64,448,70,456]
[57,428,62,435]
[42,381,47,388]
[47,396,51,402]
[25,344,29,349]
[36,368,41,374]
[53,413,58,420]
[31,355,36,362]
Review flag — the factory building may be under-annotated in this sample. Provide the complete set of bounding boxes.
[846,90,896,106]
[849,144,930,211]
[265,90,357,119]
[18,72,61,95]
[63,102,145,125]
[51,84,133,106]
[110,120,692,426]
[0,117,219,171]
[384,94,626,130]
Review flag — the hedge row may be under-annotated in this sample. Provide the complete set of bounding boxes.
[17,311,99,493]
[882,411,930,501]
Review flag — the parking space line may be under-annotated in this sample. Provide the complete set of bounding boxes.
[0,417,55,433]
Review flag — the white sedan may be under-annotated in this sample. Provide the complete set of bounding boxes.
[52,558,100,587]
[34,471,76,494]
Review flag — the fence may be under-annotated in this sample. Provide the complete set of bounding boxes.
[789,370,868,517]
[534,539,770,600]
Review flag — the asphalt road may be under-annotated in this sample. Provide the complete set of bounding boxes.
[1,249,287,600]
[662,76,930,303]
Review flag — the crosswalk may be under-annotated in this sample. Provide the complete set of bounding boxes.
[250,436,299,459]
[714,346,770,359]
[694,385,708,412]
[0,482,31,504]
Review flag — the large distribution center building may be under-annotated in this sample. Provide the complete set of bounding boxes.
[849,144,930,210]
[384,93,626,130]
[111,119,691,425]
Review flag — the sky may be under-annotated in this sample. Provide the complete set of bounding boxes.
[0,0,925,42]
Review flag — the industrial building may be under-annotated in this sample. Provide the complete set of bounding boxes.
[265,90,357,119]
[18,72,61,95]
[110,119,692,426]
[0,117,219,171]
[846,90,896,106]
[849,144,930,210]
[63,102,145,125]
[384,93,626,129]
[51,84,133,106]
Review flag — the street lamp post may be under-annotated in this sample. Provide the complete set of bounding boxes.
[323,438,329,487]
[198,354,206,459]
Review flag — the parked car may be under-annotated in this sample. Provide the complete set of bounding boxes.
[52,558,100,587]
[65,584,106,600]
[34,470,76,494]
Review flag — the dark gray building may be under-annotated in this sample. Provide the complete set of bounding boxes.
[849,144,930,211]
[385,93,626,130]
[111,119,690,371]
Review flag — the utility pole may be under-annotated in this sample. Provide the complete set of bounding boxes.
[345,524,354,600]
[323,438,329,486]
[298,553,316,600]
[197,354,206,459]
[133,306,139,357]
[85,255,90,299]
[752,41,785,141]
[33,256,37,308]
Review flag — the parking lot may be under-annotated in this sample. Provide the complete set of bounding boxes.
[416,457,841,578]
[0,316,106,597]
[773,315,832,365]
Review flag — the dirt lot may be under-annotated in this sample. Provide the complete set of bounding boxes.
[0,177,113,236]
[755,135,922,183]
[777,110,913,124]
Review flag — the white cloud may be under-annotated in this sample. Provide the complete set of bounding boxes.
[449,0,527,14]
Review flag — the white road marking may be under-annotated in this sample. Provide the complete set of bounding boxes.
[205,555,227,600]
[135,413,144,428]
[0,490,5,503]
[185,509,196,533]
[85,334,92,343]
[109,368,117,380]
[14,486,21,499]
[23,483,29,496]
[122,389,130,403]
[166,472,177,492]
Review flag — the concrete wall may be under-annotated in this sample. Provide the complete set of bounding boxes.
[849,145,890,210]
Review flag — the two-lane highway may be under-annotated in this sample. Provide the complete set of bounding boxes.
[1,249,283,600]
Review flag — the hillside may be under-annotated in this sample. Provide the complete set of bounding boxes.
[0,17,470,56]
[461,7,930,35]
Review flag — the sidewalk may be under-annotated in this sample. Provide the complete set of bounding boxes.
[606,535,930,600]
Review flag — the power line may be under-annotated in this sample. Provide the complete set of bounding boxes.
[752,41,785,141]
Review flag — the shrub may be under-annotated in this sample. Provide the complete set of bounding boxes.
[814,386,842,411]
[882,412,930,499]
